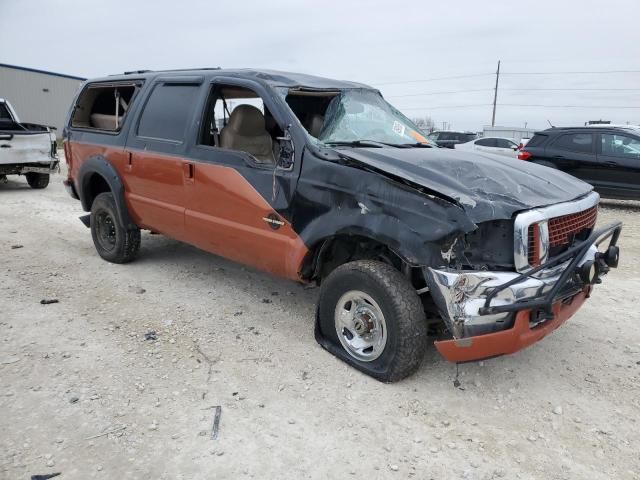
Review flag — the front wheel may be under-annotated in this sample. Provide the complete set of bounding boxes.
[26,172,50,189]
[90,192,141,264]
[317,260,428,382]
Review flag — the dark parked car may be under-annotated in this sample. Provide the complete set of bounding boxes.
[518,126,640,200]
[62,69,621,382]
[427,130,477,148]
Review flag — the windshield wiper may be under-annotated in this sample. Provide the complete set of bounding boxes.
[325,140,387,148]
[384,142,435,148]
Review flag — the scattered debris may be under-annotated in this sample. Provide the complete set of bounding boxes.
[233,311,243,316]
[11,244,23,249]
[0,357,20,365]
[144,331,157,341]
[129,286,146,294]
[40,299,59,305]
[553,406,563,415]
[85,425,127,440]
[69,396,79,404]
[389,464,399,472]
[261,298,272,304]
[211,406,222,440]
[453,363,464,389]
[30,474,61,480]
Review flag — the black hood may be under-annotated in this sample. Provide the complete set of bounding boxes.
[339,147,593,224]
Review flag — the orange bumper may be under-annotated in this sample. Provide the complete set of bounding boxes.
[434,288,591,362]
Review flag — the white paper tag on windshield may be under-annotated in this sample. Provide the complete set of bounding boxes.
[392,121,405,137]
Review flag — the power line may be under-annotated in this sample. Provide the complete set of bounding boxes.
[400,104,492,110]
[502,87,640,91]
[499,103,640,109]
[386,89,491,98]
[371,73,493,86]
[502,70,640,75]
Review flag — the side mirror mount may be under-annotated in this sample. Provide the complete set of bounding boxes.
[276,124,294,170]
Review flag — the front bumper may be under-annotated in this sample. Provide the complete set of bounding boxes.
[425,221,622,362]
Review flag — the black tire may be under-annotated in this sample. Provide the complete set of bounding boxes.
[90,192,140,264]
[533,160,557,169]
[26,172,50,189]
[317,260,427,382]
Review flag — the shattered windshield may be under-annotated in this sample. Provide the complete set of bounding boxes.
[284,88,432,147]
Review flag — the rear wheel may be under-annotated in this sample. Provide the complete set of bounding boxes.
[26,172,50,189]
[317,260,427,382]
[90,192,140,263]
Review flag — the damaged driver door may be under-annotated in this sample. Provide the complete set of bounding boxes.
[182,78,306,280]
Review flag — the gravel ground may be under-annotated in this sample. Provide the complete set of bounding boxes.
[1,164,639,480]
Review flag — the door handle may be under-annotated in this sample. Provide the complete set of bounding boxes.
[604,161,617,168]
[183,162,194,179]
[552,155,565,159]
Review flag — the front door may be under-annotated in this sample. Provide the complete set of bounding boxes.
[182,79,307,280]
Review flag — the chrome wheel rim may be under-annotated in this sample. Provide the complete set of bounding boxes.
[334,290,387,362]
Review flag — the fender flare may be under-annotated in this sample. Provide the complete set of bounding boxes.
[76,155,137,230]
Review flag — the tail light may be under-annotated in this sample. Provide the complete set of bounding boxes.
[518,150,531,160]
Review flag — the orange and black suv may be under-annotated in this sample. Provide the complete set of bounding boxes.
[63,69,621,381]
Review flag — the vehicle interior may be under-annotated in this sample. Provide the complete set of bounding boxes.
[71,85,137,130]
[284,90,340,139]
[199,86,284,165]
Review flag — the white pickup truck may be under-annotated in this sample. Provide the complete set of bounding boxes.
[0,98,59,189]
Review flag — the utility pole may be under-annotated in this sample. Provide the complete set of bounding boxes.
[491,60,500,127]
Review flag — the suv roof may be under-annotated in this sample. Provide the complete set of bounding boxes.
[530,126,640,139]
[90,68,372,91]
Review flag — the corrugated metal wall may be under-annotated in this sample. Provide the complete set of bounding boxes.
[0,65,85,138]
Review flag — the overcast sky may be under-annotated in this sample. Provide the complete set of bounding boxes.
[2,0,640,131]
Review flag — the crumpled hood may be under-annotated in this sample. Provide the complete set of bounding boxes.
[339,147,593,223]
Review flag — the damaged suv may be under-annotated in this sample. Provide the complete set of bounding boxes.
[63,69,622,382]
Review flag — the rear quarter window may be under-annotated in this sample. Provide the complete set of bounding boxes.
[525,134,548,148]
[71,82,140,131]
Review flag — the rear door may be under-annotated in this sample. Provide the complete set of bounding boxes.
[473,137,497,153]
[125,77,203,240]
[544,132,598,183]
[494,138,519,157]
[596,131,640,198]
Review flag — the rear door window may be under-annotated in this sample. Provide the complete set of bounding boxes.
[137,83,201,142]
[552,133,594,154]
[475,138,496,147]
[495,138,516,149]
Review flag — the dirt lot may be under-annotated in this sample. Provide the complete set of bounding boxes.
[1,164,639,480]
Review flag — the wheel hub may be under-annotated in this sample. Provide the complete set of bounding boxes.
[334,290,387,362]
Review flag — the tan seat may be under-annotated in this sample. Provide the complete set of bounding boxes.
[90,113,123,130]
[307,114,325,138]
[220,105,274,164]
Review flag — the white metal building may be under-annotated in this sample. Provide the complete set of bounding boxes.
[0,63,86,138]
[482,125,539,143]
